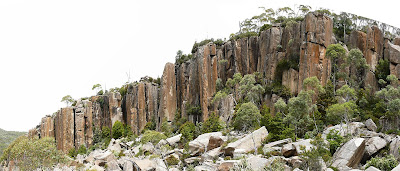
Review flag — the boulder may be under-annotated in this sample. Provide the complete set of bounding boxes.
[204,147,223,160]
[246,155,269,170]
[365,137,387,157]
[142,142,155,154]
[365,119,378,132]
[323,122,365,138]
[208,136,224,151]
[288,156,303,168]
[218,161,236,171]
[106,160,121,170]
[132,159,156,171]
[264,138,292,148]
[365,166,381,171]
[282,143,298,157]
[89,165,105,171]
[332,138,366,169]
[166,134,181,146]
[107,139,122,153]
[194,161,218,171]
[390,136,400,160]
[94,151,117,167]
[224,127,268,156]
[189,132,222,156]
[392,164,400,171]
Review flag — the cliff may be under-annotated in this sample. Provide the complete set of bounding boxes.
[28,12,400,153]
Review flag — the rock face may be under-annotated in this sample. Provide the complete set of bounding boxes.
[54,107,75,153]
[124,82,159,134]
[28,11,394,157]
[332,138,365,169]
[365,119,377,132]
[40,116,54,138]
[364,137,387,157]
[298,12,333,93]
[158,63,177,124]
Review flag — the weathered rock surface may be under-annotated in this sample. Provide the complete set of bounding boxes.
[365,119,377,132]
[365,137,387,157]
[298,12,333,93]
[189,132,222,156]
[207,136,224,151]
[332,138,365,169]
[54,107,75,153]
[158,62,177,124]
[224,126,268,156]
[390,136,400,160]
[40,115,54,138]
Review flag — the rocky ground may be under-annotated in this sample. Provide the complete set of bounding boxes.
[4,119,398,171]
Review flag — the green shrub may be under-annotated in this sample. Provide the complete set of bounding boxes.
[201,113,224,134]
[144,120,156,131]
[77,145,87,155]
[112,121,124,139]
[366,155,398,171]
[326,130,345,155]
[161,119,173,137]
[166,155,180,166]
[233,102,262,131]
[68,148,77,158]
[141,130,167,145]
[102,126,111,139]
[1,136,67,170]
[179,122,196,142]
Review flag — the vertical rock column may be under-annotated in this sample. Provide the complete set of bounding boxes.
[54,107,74,153]
[298,12,333,93]
[158,62,177,128]
[40,115,54,138]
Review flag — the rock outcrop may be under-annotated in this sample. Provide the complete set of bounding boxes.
[158,63,177,124]
[332,138,365,170]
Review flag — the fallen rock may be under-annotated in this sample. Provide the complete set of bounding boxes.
[288,156,303,168]
[365,119,378,132]
[218,161,235,171]
[365,166,381,171]
[166,134,182,146]
[390,136,400,160]
[106,160,121,170]
[208,136,224,151]
[282,143,298,157]
[195,162,218,171]
[189,132,222,156]
[332,138,366,169]
[107,139,122,153]
[132,159,156,171]
[365,137,387,157]
[94,151,117,167]
[392,164,400,171]
[204,147,223,160]
[142,142,155,154]
[89,165,105,171]
[323,122,365,138]
[264,138,292,148]
[247,155,268,170]
[224,127,268,156]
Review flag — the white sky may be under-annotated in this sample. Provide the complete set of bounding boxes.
[0,0,398,132]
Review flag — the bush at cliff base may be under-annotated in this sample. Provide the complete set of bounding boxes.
[0,136,67,170]
[141,130,167,145]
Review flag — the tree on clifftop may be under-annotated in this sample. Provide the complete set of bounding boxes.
[92,84,103,95]
[61,95,74,107]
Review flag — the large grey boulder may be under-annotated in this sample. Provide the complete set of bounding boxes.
[332,138,366,169]
[246,155,269,170]
[224,126,268,156]
[365,119,378,132]
[107,139,123,153]
[166,134,182,146]
[189,132,222,156]
[365,166,381,171]
[282,139,314,157]
[323,122,365,138]
[365,137,388,157]
[131,159,156,171]
[390,136,400,160]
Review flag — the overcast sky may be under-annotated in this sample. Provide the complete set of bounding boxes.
[0,0,398,132]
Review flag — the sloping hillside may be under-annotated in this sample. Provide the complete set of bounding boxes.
[0,128,26,156]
